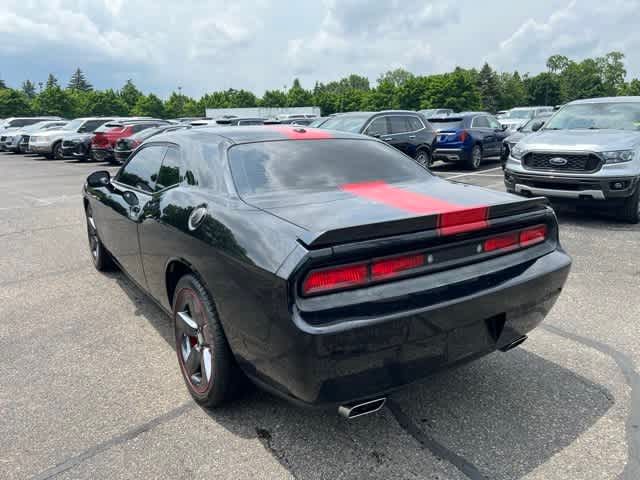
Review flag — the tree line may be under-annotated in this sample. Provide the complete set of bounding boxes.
[1,52,638,119]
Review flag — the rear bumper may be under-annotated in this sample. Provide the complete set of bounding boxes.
[242,249,571,407]
[505,169,639,200]
[433,148,469,162]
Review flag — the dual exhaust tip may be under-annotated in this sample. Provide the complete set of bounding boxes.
[338,397,386,419]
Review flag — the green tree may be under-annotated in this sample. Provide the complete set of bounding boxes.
[164,92,189,118]
[0,89,33,116]
[377,68,414,88]
[21,80,37,99]
[287,79,312,106]
[261,89,288,107]
[560,59,605,101]
[477,63,501,112]
[597,51,626,96]
[525,72,563,106]
[45,74,59,89]
[131,93,165,118]
[396,76,426,110]
[363,79,398,110]
[67,68,93,92]
[225,88,258,107]
[498,72,527,110]
[546,55,570,74]
[32,86,76,117]
[624,79,640,96]
[119,79,142,112]
[77,89,128,116]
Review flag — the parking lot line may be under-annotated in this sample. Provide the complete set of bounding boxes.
[442,167,504,180]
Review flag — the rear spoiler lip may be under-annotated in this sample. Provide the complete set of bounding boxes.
[297,197,550,249]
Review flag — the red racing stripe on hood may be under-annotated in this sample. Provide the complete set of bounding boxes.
[266,126,333,140]
[340,180,488,235]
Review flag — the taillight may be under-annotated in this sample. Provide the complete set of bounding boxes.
[301,224,550,296]
[519,225,547,247]
[302,263,367,296]
[457,130,468,142]
[484,232,518,252]
[371,254,425,281]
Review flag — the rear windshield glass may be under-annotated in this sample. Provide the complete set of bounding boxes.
[429,118,463,130]
[94,123,124,133]
[320,114,371,132]
[229,139,431,196]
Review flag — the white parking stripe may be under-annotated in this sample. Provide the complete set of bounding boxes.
[442,166,504,180]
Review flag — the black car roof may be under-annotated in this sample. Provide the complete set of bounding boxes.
[149,125,368,147]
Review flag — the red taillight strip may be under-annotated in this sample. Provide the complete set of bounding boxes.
[301,224,549,296]
[340,181,488,236]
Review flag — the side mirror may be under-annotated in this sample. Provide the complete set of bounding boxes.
[531,121,544,132]
[501,124,508,131]
[87,170,110,188]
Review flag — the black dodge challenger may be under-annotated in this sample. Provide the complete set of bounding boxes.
[83,125,571,417]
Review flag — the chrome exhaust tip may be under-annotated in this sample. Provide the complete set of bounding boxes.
[499,335,527,352]
[338,397,386,419]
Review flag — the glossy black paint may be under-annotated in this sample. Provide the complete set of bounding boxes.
[319,111,437,161]
[83,126,571,407]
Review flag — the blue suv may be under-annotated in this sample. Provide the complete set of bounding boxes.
[430,112,510,170]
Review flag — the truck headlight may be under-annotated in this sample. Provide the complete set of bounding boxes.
[601,150,635,164]
[511,144,526,160]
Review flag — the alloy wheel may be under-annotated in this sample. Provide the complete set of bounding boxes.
[472,146,482,169]
[175,289,213,394]
[86,207,99,260]
[416,150,431,168]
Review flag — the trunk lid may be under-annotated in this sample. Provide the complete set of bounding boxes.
[243,178,549,248]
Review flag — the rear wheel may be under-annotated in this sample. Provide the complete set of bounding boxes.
[465,145,482,170]
[173,275,241,408]
[618,186,640,224]
[85,204,114,271]
[415,148,432,168]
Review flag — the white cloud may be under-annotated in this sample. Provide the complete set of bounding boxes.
[287,0,458,79]
[490,0,640,73]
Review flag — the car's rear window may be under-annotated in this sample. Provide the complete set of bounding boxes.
[95,123,125,133]
[229,139,431,196]
[429,118,464,130]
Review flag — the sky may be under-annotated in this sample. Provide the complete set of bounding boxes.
[1,0,639,99]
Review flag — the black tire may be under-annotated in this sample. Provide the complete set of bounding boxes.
[465,145,482,170]
[85,204,115,271]
[173,274,241,408]
[52,141,64,160]
[415,148,432,168]
[618,185,640,224]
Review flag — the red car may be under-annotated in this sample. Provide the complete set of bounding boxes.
[91,119,168,163]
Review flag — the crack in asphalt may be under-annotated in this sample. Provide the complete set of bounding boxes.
[386,398,487,480]
[29,402,196,480]
[542,324,640,480]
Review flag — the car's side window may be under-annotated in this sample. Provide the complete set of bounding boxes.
[116,145,167,193]
[407,116,425,131]
[155,146,183,191]
[365,117,390,136]
[472,116,490,128]
[389,116,410,135]
[80,120,109,133]
[487,116,502,129]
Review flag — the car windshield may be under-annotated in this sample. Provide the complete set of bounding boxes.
[63,119,85,131]
[229,139,431,196]
[320,114,371,132]
[308,118,327,128]
[505,109,534,119]
[544,102,640,131]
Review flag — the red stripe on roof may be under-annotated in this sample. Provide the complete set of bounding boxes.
[266,126,333,140]
[340,180,488,236]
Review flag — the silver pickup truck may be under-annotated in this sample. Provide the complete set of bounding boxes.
[504,97,640,223]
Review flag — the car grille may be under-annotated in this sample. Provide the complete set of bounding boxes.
[20,135,29,144]
[523,152,601,172]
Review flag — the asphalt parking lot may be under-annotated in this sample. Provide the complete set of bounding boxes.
[1,152,639,480]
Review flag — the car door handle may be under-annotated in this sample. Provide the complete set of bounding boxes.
[381,136,392,141]
[408,135,416,139]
